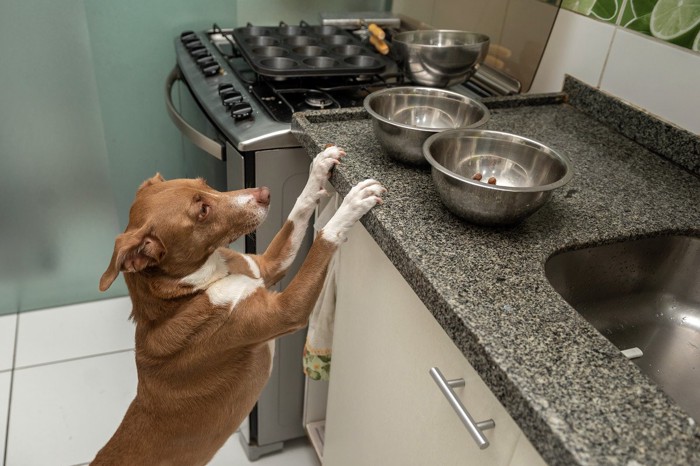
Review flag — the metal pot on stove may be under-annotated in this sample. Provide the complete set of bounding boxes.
[392,30,490,88]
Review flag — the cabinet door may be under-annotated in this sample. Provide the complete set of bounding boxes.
[323,224,543,466]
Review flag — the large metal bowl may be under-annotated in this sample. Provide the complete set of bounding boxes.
[423,129,573,225]
[364,87,490,165]
[392,30,490,87]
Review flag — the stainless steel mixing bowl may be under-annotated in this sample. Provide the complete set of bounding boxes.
[364,87,490,165]
[392,30,490,87]
[423,129,573,225]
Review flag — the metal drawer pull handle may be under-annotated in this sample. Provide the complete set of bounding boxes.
[429,367,495,449]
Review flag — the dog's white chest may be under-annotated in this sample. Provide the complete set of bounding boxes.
[206,274,263,309]
[181,251,264,309]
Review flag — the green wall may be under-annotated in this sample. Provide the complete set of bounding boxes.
[0,0,231,314]
[83,0,237,229]
[1,0,126,313]
[0,0,388,315]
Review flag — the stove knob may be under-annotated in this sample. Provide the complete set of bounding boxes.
[230,101,253,119]
[197,57,216,70]
[180,31,198,44]
[201,63,221,77]
[196,55,215,67]
[185,39,203,50]
[221,90,243,107]
[190,47,210,59]
[218,83,235,95]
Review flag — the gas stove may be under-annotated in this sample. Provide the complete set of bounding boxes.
[175,24,403,152]
[173,23,490,153]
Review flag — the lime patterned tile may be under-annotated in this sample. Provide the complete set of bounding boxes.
[562,0,700,52]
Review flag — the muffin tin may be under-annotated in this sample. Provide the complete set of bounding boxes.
[231,24,388,77]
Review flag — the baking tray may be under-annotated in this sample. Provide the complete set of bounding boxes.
[231,24,388,78]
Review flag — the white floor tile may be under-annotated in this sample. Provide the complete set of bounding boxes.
[210,433,319,466]
[15,296,134,368]
[5,351,137,466]
[529,9,615,93]
[0,313,17,372]
[1,371,11,464]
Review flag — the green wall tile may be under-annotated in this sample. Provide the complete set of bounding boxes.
[563,0,700,51]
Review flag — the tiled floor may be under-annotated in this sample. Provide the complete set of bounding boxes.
[0,297,319,466]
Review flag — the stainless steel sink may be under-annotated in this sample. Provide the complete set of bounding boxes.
[545,235,700,420]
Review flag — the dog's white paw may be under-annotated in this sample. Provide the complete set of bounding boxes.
[306,145,345,200]
[312,144,344,176]
[323,179,385,244]
[289,145,346,223]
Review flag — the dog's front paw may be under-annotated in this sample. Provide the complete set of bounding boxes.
[322,179,385,244]
[311,144,344,184]
[289,145,347,223]
[297,144,345,208]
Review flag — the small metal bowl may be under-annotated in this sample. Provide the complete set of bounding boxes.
[423,129,573,225]
[392,30,490,87]
[364,87,490,165]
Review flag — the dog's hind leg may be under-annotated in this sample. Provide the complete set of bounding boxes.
[253,145,345,286]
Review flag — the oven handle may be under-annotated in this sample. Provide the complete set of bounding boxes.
[165,66,225,161]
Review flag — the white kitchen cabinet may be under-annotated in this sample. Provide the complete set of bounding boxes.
[323,224,545,466]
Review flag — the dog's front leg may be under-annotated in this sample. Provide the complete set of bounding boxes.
[254,145,344,286]
[229,179,385,344]
[275,178,386,332]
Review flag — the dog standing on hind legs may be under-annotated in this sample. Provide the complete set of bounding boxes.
[92,144,385,465]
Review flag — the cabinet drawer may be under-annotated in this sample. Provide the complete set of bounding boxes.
[324,224,544,466]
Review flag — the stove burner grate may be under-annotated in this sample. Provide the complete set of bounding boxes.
[304,90,335,109]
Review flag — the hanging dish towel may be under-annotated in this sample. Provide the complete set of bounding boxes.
[303,194,340,381]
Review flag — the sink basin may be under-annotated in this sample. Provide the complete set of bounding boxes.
[545,235,700,420]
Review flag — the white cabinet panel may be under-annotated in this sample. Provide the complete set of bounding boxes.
[509,430,547,466]
[324,224,542,466]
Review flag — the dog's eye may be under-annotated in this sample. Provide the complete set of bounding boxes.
[198,204,210,221]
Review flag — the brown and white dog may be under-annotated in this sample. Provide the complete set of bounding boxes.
[92,145,384,465]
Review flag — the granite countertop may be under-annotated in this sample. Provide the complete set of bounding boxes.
[291,77,700,465]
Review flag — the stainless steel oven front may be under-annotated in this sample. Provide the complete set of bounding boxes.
[166,66,312,460]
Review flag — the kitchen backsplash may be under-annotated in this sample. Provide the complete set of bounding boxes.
[562,0,700,52]
[391,0,560,91]
[530,7,700,135]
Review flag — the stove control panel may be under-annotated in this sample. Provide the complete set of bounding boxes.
[180,31,221,77]
[218,84,252,119]
[179,31,254,120]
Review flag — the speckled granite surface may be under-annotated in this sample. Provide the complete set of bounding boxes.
[563,78,700,176]
[291,79,700,465]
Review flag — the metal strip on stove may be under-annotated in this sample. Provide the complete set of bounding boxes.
[165,67,226,160]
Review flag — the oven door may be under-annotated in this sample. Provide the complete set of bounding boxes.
[165,67,227,192]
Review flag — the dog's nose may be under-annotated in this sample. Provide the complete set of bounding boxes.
[254,187,270,206]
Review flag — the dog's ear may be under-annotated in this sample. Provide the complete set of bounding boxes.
[138,173,166,192]
[99,228,166,291]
